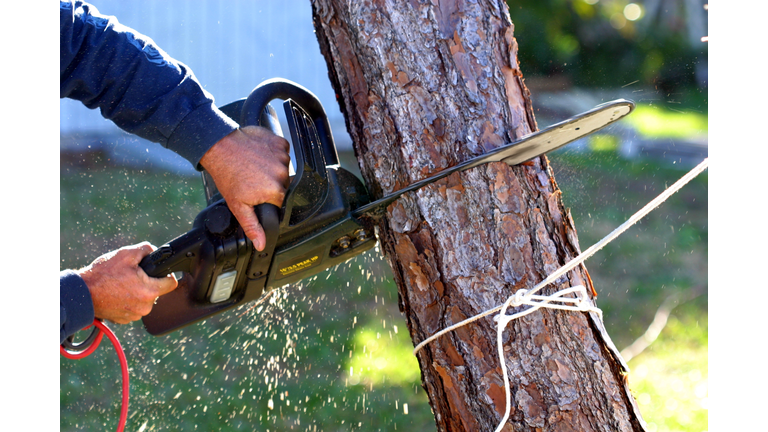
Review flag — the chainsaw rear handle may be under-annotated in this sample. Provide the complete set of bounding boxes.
[139,204,279,279]
[139,202,280,336]
[138,229,205,278]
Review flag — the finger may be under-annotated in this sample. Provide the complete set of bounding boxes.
[275,148,292,167]
[258,179,287,208]
[254,126,289,153]
[265,194,286,209]
[109,317,133,325]
[230,202,266,250]
[135,242,155,256]
[276,164,291,188]
[114,308,144,324]
[272,135,290,154]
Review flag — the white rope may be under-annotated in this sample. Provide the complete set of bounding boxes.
[410,158,709,431]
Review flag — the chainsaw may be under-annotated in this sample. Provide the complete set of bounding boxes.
[139,78,634,336]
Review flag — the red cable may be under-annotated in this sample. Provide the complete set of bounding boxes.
[61,320,129,432]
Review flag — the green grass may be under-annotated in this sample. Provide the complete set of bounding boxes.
[61,139,707,430]
[347,321,421,387]
[625,303,708,432]
[624,104,708,139]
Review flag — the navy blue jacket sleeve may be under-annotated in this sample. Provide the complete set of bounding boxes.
[60,270,95,344]
[59,0,239,169]
[60,1,241,341]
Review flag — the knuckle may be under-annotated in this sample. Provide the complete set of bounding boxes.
[267,182,284,194]
[135,241,155,252]
[242,221,260,233]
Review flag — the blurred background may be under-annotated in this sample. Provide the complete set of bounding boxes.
[60,1,707,431]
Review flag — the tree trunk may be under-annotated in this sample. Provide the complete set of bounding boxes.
[311,1,646,430]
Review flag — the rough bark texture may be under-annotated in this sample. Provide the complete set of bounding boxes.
[311,1,646,430]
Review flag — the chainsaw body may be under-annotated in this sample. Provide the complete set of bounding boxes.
[140,79,376,336]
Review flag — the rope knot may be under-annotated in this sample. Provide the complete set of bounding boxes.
[511,289,528,307]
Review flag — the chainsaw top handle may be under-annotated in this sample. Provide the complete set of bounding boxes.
[241,78,341,229]
[241,78,339,168]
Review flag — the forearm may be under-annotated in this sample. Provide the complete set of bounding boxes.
[59,0,238,169]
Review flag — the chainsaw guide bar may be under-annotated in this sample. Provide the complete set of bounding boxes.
[354,98,634,219]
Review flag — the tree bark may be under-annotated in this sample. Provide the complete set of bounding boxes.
[311,1,646,430]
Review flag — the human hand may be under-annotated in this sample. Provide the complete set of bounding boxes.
[77,242,178,324]
[199,126,291,250]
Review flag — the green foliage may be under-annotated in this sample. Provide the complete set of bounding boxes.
[588,133,620,151]
[552,149,707,346]
[508,0,708,90]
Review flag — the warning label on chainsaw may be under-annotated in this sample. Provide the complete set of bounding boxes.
[276,247,324,279]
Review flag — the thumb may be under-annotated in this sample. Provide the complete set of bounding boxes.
[230,202,266,251]
[151,273,179,297]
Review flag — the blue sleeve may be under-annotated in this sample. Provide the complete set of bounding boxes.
[59,0,239,169]
[60,270,95,344]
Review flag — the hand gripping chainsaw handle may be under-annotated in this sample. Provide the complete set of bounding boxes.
[138,79,329,336]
